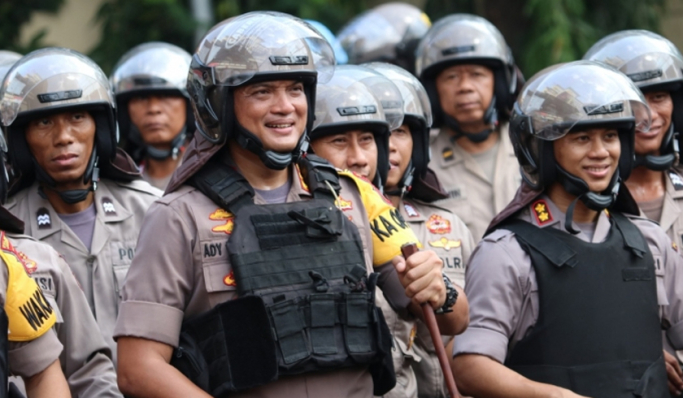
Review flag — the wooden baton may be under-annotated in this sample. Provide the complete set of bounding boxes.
[401,243,461,398]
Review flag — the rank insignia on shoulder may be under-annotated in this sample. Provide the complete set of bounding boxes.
[670,171,683,191]
[210,208,234,235]
[335,196,353,211]
[531,200,553,225]
[442,147,454,161]
[403,202,419,218]
[102,197,116,215]
[223,270,236,286]
[36,208,51,230]
[429,237,461,251]
[426,214,451,234]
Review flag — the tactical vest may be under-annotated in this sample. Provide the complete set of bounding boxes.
[502,213,667,398]
[171,155,394,397]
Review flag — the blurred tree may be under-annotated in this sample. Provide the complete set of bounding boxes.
[0,0,65,53]
[89,0,196,74]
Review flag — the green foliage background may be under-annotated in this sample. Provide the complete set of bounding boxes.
[0,0,670,77]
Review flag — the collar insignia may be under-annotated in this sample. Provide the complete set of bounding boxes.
[404,202,419,218]
[36,208,51,230]
[210,208,234,235]
[531,199,553,225]
[426,214,451,234]
[102,197,116,215]
[429,237,461,251]
[670,171,683,191]
[442,147,454,161]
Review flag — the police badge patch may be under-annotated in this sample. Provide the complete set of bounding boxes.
[426,214,451,234]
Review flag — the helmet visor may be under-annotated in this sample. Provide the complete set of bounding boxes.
[518,61,651,140]
[194,12,335,87]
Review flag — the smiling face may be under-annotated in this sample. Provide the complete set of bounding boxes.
[553,128,621,193]
[233,80,308,153]
[385,124,413,191]
[310,130,378,180]
[25,111,96,189]
[635,91,673,155]
[127,93,187,149]
[435,63,495,132]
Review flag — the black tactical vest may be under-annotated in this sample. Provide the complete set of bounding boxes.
[502,213,667,398]
[171,155,394,397]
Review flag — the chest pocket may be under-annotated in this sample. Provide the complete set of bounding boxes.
[110,240,137,299]
[653,255,669,307]
[31,272,63,323]
[199,238,235,295]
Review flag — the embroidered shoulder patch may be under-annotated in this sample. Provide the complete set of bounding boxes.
[531,199,553,225]
[426,214,451,234]
[210,209,234,235]
[335,196,353,211]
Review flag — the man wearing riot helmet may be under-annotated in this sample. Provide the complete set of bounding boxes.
[416,14,521,242]
[111,42,194,190]
[114,12,464,398]
[366,62,475,398]
[451,61,683,397]
[0,48,161,364]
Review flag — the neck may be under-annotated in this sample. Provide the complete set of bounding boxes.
[229,141,290,190]
[624,165,666,203]
[449,127,499,154]
[547,182,599,224]
[387,191,401,208]
[145,155,182,179]
[42,184,94,214]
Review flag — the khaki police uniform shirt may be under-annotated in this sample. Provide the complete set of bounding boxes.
[0,234,63,378]
[657,169,683,247]
[452,197,683,363]
[399,199,474,398]
[429,124,521,242]
[6,179,161,362]
[8,234,121,397]
[115,166,420,398]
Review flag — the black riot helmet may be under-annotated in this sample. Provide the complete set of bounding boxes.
[187,11,335,170]
[0,48,118,204]
[415,14,518,143]
[509,61,652,232]
[584,30,683,171]
[111,42,194,163]
[309,65,404,188]
[364,62,432,196]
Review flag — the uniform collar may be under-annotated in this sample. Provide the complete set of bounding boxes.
[27,180,132,253]
[520,195,612,243]
[398,198,427,222]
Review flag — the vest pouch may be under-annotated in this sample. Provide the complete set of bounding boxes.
[172,295,278,396]
[344,292,375,362]
[170,331,210,393]
[369,306,396,396]
[309,294,339,356]
[269,297,311,367]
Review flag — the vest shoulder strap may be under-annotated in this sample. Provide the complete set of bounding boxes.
[189,159,254,213]
[297,154,340,203]
[500,219,578,268]
[610,212,649,258]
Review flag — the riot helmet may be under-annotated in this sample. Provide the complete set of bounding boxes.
[415,14,517,142]
[365,62,432,195]
[0,51,21,80]
[187,11,335,170]
[584,30,683,170]
[0,47,117,204]
[337,2,431,73]
[310,64,404,187]
[111,42,194,163]
[510,61,651,231]
[305,20,348,65]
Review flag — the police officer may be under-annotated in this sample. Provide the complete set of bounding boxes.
[366,62,475,398]
[452,61,682,397]
[337,2,431,74]
[0,48,161,362]
[114,12,464,398]
[416,14,521,242]
[0,126,70,398]
[111,42,194,190]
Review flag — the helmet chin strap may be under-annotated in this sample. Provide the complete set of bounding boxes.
[144,127,188,161]
[634,124,677,171]
[384,160,415,198]
[35,148,100,205]
[556,165,619,234]
[234,122,308,170]
[445,96,498,144]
